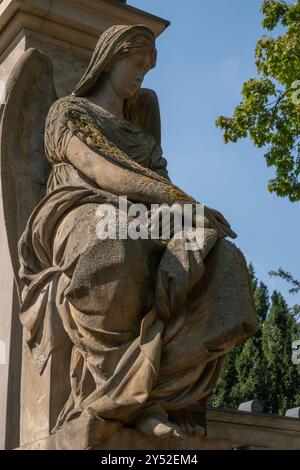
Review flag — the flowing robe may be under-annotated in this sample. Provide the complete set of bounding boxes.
[18,96,258,429]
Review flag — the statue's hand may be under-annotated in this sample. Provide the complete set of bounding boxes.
[204,206,237,240]
[172,201,237,240]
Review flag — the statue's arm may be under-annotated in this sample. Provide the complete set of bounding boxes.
[67,135,174,205]
[67,136,237,239]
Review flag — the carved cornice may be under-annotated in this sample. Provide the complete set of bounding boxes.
[0,0,169,56]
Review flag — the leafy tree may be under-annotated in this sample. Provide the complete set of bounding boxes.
[233,279,271,410]
[248,262,258,292]
[216,0,300,202]
[262,291,300,413]
[212,265,300,414]
[212,265,269,409]
[269,267,300,321]
[269,267,300,295]
[233,339,264,403]
[211,343,243,409]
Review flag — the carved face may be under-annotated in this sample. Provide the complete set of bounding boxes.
[105,50,153,99]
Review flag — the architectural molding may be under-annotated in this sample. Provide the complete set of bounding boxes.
[207,408,300,450]
[0,0,170,56]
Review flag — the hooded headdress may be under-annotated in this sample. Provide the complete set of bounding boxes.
[73,24,157,97]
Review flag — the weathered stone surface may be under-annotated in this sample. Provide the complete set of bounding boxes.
[0,0,259,450]
[19,426,230,451]
[285,407,300,418]
[0,0,169,96]
[19,434,230,451]
[53,411,212,451]
[0,1,169,450]
[238,400,263,413]
[17,408,300,450]
[207,408,300,450]
[15,24,258,449]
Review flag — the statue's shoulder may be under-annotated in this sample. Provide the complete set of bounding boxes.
[45,96,94,133]
[47,95,86,118]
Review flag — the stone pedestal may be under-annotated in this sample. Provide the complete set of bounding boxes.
[0,0,169,450]
[18,416,230,450]
[16,408,300,450]
[18,433,230,451]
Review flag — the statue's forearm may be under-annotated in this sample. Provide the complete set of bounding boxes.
[67,137,236,239]
[67,135,175,205]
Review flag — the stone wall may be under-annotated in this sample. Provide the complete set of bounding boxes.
[207,408,300,450]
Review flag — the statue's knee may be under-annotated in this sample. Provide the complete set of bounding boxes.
[208,238,248,276]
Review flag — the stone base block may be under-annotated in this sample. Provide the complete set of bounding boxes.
[17,413,230,450]
[18,433,230,451]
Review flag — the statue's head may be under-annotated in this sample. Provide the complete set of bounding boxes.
[73,25,157,99]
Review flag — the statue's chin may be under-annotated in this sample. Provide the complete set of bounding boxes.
[123,86,141,100]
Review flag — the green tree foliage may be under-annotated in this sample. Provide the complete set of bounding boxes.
[212,264,300,414]
[269,267,300,295]
[213,265,269,409]
[211,343,243,409]
[269,267,300,321]
[263,291,300,413]
[216,0,300,202]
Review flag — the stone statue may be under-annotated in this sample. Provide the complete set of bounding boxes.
[9,25,258,448]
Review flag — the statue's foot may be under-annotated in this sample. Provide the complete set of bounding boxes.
[136,414,183,440]
[168,407,206,438]
[178,422,206,437]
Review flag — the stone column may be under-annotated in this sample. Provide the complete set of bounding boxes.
[0,0,169,449]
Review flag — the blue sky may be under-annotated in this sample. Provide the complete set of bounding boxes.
[129,0,300,307]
